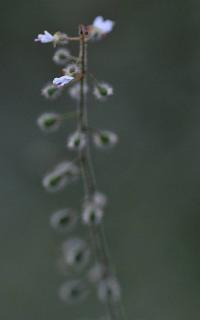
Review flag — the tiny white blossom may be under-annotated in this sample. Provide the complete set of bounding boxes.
[89,16,115,40]
[93,82,113,101]
[53,48,71,66]
[35,30,54,43]
[93,16,114,34]
[67,131,86,151]
[53,75,74,87]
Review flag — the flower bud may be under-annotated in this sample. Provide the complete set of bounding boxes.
[82,203,103,225]
[97,277,121,303]
[67,131,86,151]
[93,130,118,148]
[37,112,62,132]
[41,83,62,100]
[62,238,90,270]
[93,82,113,101]
[59,279,89,304]
[53,48,71,66]
[42,161,79,192]
[50,208,77,233]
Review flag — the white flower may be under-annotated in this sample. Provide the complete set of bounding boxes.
[93,82,113,101]
[53,75,74,87]
[67,131,86,151]
[35,30,54,43]
[53,48,71,66]
[93,16,114,34]
[89,16,115,40]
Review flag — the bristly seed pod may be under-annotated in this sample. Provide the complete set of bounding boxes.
[37,112,62,132]
[67,131,86,151]
[62,238,90,270]
[53,48,71,66]
[59,279,89,304]
[42,161,79,192]
[82,203,104,225]
[97,276,121,303]
[93,82,113,101]
[63,63,80,77]
[41,83,62,100]
[50,208,77,233]
[93,130,118,148]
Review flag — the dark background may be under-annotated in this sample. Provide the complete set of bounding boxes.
[0,0,200,319]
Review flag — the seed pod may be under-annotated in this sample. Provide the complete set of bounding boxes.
[37,112,62,132]
[67,131,86,151]
[93,82,113,101]
[42,161,79,192]
[63,63,80,77]
[93,130,118,148]
[53,48,71,65]
[82,203,103,225]
[41,83,62,100]
[97,276,121,303]
[62,238,90,270]
[50,208,77,233]
[59,279,89,304]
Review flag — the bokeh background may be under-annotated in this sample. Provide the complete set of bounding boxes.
[1,0,200,319]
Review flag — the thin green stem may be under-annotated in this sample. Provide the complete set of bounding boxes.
[77,25,124,320]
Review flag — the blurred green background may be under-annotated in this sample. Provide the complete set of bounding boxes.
[1,0,200,319]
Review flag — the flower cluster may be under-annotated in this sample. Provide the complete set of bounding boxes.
[35,16,122,320]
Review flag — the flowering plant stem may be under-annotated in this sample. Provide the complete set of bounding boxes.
[77,25,123,320]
